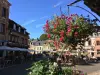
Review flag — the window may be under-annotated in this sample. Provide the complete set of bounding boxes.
[0,24,4,33]
[91,52,94,56]
[88,40,91,45]
[97,50,100,54]
[33,43,35,45]
[24,30,26,34]
[40,47,41,50]
[2,7,6,17]
[13,24,16,30]
[18,27,20,32]
[96,41,100,45]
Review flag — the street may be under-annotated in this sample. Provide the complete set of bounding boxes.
[76,62,100,74]
[0,61,100,75]
[0,62,33,75]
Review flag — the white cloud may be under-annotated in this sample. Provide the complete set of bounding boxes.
[40,16,48,19]
[54,1,63,8]
[36,24,44,28]
[23,20,36,26]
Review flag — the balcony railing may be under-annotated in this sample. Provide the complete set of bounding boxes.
[7,41,29,49]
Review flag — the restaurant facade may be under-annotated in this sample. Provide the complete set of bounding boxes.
[0,0,31,58]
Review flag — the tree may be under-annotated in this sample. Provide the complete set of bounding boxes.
[43,14,95,51]
[31,38,34,41]
[39,34,48,41]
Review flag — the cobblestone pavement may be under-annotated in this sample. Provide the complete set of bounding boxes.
[0,62,33,75]
[76,62,100,74]
[88,70,100,75]
[0,61,100,75]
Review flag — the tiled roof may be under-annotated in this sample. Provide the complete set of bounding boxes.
[31,41,46,46]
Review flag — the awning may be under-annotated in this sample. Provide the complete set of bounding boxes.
[0,40,8,42]
[12,47,28,51]
[0,46,14,51]
[0,46,29,52]
[28,50,35,52]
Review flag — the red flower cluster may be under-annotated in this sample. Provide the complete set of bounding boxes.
[60,37,64,42]
[54,41,60,49]
[59,30,64,42]
[74,32,78,37]
[43,14,92,50]
[74,25,79,29]
[43,20,50,32]
[47,34,51,38]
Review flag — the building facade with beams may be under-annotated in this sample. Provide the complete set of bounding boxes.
[7,19,29,49]
[0,0,30,57]
[84,26,100,58]
[0,0,30,48]
[29,40,52,54]
[0,0,11,45]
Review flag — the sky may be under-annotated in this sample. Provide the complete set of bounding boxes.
[8,0,100,39]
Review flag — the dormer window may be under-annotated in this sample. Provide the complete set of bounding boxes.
[24,30,26,34]
[13,24,16,30]
[18,27,20,32]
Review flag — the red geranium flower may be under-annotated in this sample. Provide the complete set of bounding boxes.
[47,34,51,38]
[67,27,71,32]
[74,32,78,37]
[60,37,64,42]
[74,25,79,29]
[60,30,64,37]
[54,24,57,29]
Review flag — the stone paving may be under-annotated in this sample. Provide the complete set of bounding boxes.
[88,70,100,75]
[0,60,100,75]
[76,62,100,74]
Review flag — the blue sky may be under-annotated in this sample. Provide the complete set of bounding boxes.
[8,0,100,39]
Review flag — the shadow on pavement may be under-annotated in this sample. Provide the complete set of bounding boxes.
[0,61,34,75]
[78,63,95,66]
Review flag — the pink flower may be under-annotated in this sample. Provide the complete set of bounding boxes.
[61,14,65,19]
[66,21,70,25]
[66,16,68,19]
[54,24,57,29]
[74,32,78,37]
[54,41,57,48]
[74,25,79,29]
[67,27,71,32]
[46,20,49,23]
[71,14,74,16]
[44,21,50,32]
[60,37,64,42]
[68,17,72,21]
[47,34,51,38]
[66,32,70,36]
[60,30,64,37]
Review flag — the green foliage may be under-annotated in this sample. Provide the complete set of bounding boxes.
[27,60,73,75]
[37,38,40,41]
[39,34,48,41]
